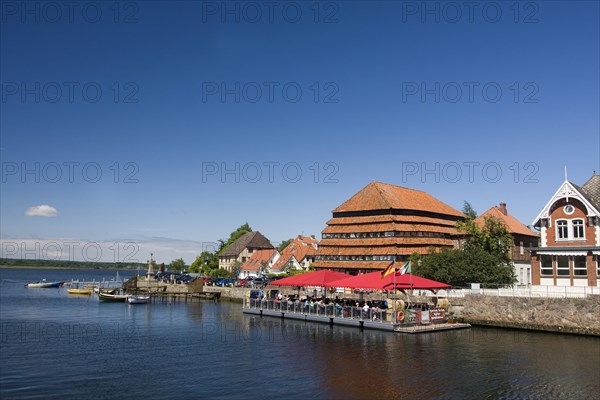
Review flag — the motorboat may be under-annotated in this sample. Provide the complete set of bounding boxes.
[26,280,63,288]
[127,295,150,304]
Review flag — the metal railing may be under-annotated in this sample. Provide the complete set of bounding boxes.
[244,299,448,325]
[434,285,600,299]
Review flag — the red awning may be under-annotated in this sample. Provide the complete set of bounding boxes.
[269,270,352,287]
[326,271,451,290]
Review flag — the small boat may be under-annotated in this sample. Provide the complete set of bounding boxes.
[26,280,64,288]
[67,288,93,295]
[97,290,128,302]
[127,295,150,304]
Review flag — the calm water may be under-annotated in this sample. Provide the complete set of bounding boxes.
[1,268,599,400]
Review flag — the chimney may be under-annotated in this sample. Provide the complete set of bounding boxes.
[499,202,507,215]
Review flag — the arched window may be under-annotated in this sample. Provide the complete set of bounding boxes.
[556,220,568,239]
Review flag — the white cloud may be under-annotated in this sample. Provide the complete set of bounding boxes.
[25,205,58,217]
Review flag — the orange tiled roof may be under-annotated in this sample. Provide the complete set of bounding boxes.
[240,249,278,272]
[333,182,463,217]
[322,223,458,235]
[318,237,454,247]
[326,215,459,227]
[316,244,452,256]
[271,236,318,271]
[313,261,393,270]
[476,206,539,237]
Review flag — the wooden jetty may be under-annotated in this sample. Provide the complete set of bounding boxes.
[123,276,220,303]
[243,300,470,334]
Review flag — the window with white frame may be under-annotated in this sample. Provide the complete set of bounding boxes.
[540,255,553,276]
[573,256,587,276]
[556,220,568,239]
[572,219,585,239]
[556,256,570,276]
[596,255,599,277]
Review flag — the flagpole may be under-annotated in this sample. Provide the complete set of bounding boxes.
[393,255,396,323]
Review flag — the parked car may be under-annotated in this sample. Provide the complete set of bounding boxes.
[204,277,221,286]
[216,278,234,287]
[236,280,251,287]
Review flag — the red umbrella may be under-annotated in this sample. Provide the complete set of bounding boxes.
[383,273,451,290]
[326,271,451,290]
[269,270,351,287]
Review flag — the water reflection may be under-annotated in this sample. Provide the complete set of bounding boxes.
[1,269,599,399]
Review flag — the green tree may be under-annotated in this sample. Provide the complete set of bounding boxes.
[259,261,269,276]
[415,247,515,287]
[230,261,242,278]
[462,201,478,220]
[190,251,218,274]
[457,215,513,264]
[218,223,253,255]
[208,268,231,278]
[169,258,186,272]
[413,203,516,287]
[278,239,293,252]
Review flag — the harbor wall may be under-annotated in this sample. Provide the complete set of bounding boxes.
[450,295,600,336]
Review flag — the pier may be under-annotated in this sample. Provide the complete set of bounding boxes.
[242,298,470,334]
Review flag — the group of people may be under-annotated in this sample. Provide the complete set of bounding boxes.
[260,294,396,320]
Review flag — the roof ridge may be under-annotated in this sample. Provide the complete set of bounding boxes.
[372,182,395,209]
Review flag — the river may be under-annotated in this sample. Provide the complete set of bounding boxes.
[1,268,598,399]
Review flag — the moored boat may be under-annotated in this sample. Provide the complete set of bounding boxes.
[97,290,128,302]
[67,288,93,295]
[127,295,150,304]
[26,280,64,288]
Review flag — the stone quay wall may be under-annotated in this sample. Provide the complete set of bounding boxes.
[451,295,600,336]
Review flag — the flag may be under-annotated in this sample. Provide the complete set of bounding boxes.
[399,261,411,275]
[380,261,395,279]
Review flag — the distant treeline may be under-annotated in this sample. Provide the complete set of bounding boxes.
[0,258,147,269]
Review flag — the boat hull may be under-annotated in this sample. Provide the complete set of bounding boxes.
[26,281,63,288]
[98,291,128,302]
[127,295,150,304]
[67,288,93,295]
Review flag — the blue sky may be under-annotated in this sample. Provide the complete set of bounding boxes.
[1,1,599,264]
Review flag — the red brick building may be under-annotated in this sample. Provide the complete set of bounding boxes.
[475,203,539,285]
[531,174,600,287]
[313,181,464,273]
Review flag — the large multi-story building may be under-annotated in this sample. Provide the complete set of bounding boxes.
[531,174,600,287]
[313,181,464,273]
